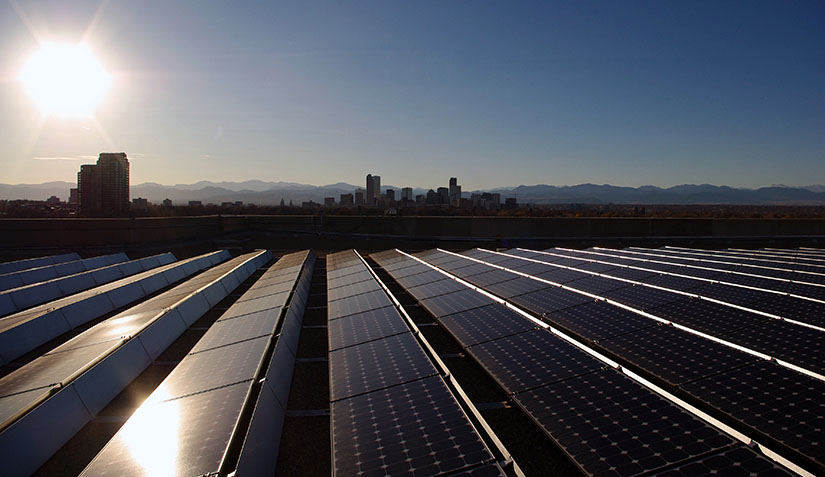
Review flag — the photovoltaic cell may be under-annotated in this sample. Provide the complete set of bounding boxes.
[515,368,735,476]
[513,262,563,277]
[419,289,493,318]
[396,271,447,289]
[327,290,393,320]
[464,270,517,287]
[533,267,589,284]
[655,444,792,476]
[565,276,630,295]
[690,284,770,307]
[682,361,825,468]
[468,330,603,394]
[600,267,658,281]
[601,285,685,311]
[406,278,467,300]
[331,376,494,476]
[508,287,595,316]
[438,304,537,347]
[746,295,825,327]
[638,273,704,292]
[785,282,825,301]
[569,261,619,274]
[484,277,548,299]
[447,463,506,476]
[327,271,373,289]
[327,306,409,351]
[326,279,382,301]
[721,319,825,376]
[546,301,657,341]
[598,325,760,387]
[647,298,767,335]
[329,333,438,401]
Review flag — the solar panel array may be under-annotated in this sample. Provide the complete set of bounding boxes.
[0,250,272,476]
[81,250,315,476]
[327,250,506,477]
[0,252,130,292]
[371,250,795,476]
[396,246,825,475]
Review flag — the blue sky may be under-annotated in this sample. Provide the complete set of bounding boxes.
[1,1,823,189]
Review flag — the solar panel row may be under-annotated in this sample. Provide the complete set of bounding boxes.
[81,250,314,476]
[438,248,823,474]
[0,252,80,275]
[0,251,226,365]
[0,250,272,476]
[373,250,781,476]
[0,253,178,318]
[327,249,503,477]
[0,252,130,292]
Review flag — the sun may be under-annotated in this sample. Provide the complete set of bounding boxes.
[20,43,111,117]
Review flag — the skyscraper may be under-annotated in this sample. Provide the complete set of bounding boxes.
[366,174,374,206]
[449,177,461,206]
[77,152,130,216]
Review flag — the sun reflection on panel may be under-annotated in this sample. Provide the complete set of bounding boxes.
[120,392,180,476]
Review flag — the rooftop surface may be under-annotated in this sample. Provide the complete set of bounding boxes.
[0,245,823,476]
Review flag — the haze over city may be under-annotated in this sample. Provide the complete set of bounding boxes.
[1,1,823,189]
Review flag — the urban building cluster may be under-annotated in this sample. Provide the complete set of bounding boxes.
[313,174,513,210]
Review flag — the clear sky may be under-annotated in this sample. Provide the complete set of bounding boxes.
[1,1,823,189]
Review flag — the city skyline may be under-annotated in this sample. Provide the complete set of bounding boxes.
[1,2,823,188]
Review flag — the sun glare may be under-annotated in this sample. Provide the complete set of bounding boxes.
[20,43,110,117]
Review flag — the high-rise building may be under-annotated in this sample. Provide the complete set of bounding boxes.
[449,177,461,206]
[354,189,365,205]
[401,187,413,201]
[386,189,395,202]
[437,187,449,205]
[365,175,374,205]
[77,152,130,216]
[340,193,354,206]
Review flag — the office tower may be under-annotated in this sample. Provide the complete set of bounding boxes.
[324,197,336,207]
[366,174,374,205]
[340,193,354,206]
[77,152,130,216]
[401,187,413,201]
[354,189,365,205]
[449,177,461,206]
[386,189,395,202]
[437,187,449,205]
[372,175,381,204]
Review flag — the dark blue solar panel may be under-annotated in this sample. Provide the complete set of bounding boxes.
[483,277,549,299]
[647,298,768,335]
[327,279,382,301]
[534,267,590,283]
[599,325,761,387]
[515,368,735,476]
[785,282,825,301]
[721,319,825,376]
[547,301,657,341]
[662,266,724,279]
[565,276,630,295]
[438,304,537,347]
[332,376,494,476]
[329,333,438,401]
[601,285,685,311]
[746,295,825,327]
[327,290,393,320]
[682,361,825,469]
[512,262,561,276]
[420,289,493,318]
[570,261,619,273]
[468,330,603,394]
[638,273,704,292]
[405,278,468,300]
[654,445,792,477]
[396,270,448,289]
[327,306,409,351]
[691,283,770,307]
[508,287,595,315]
[464,270,516,287]
[600,267,659,281]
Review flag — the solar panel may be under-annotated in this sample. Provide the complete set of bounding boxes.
[637,273,704,291]
[468,330,603,394]
[328,333,438,401]
[533,267,589,283]
[442,263,491,277]
[550,258,590,268]
[155,337,268,399]
[565,276,631,295]
[327,306,409,351]
[601,285,685,310]
[515,368,735,476]
[508,287,595,316]
[653,445,793,476]
[331,376,494,476]
[406,278,467,300]
[785,282,825,301]
[721,319,825,376]
[599,267,658,281]
[512,262,562,276]
[746,295,825,327]
[462,270,516,287]
[190,310,279,353]
[419,289,493,318]
[396,270,448,289]
[327,290,393,320]
[326,279,382,301]
[80,381,251,476]
[647,298,767,335]
[546,301,657,341]
[483,277,549,299]
[438,304,537,347]
[448,463,507,476]
[327,271,374,289]
[599,325,761,387]
[663,266,725,279]
[690,283,770,307]
[682,361,825,469]
[720,273,783,291]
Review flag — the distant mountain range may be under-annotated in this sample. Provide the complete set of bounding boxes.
[2,181,825,205]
